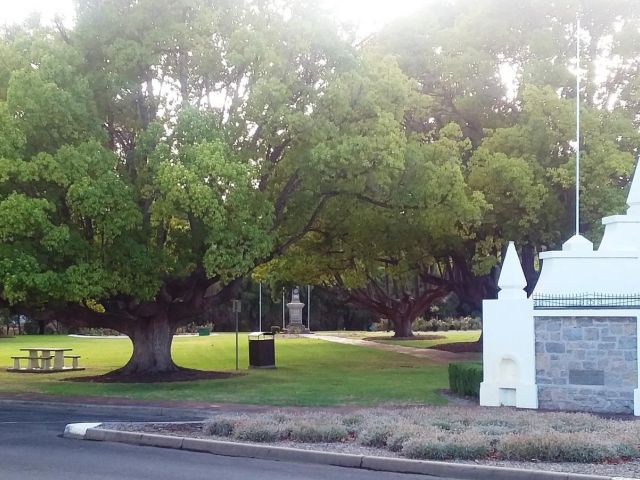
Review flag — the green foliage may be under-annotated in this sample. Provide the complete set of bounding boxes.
[288,420,348,443]
[0,1,414,348]
[498,433,638,463]
[402,435,490,461]
[203,417,236,437]
[412,317,481,332]
[448,363,483,397]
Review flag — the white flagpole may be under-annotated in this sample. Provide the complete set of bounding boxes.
[259,282,262,332]
[307,285,311,330]
[575,16,581,236]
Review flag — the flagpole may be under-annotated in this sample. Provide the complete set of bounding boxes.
[575,16,581,236]
[259,282,262,333]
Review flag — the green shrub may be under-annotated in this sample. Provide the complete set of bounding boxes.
[271,326,281,335]
[289,421,348,443]
[358,424,393,448]
[370,320,390,332]
[412,318,429,331]
[203,417,236,437]
[386,425,425,452]
[341,414,365,433]
[402,434,490,460]
[233,420,289,442]
[448,363,482,397]
[498,433,637,463]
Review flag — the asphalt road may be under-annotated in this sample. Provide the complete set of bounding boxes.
[0,402,454,480]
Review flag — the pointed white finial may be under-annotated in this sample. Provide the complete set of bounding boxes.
[627,162,640,216]
[498,242,527,299]
[562,234,593,252]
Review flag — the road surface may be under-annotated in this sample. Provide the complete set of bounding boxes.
[0,402,456,480]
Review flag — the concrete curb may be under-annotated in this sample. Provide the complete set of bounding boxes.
[63,422,102,439]
[0,399,212,419]
[75,427,629,480]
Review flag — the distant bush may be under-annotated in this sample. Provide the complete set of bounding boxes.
[412,316,481,332]
[271,326,281,335]
[448,363,483,397]
[370,320,391,332]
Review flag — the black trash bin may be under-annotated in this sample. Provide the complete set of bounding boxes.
[248,332,276,369]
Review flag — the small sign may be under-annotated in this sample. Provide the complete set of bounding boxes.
[232,300,241,313]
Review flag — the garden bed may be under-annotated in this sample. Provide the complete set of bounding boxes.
[105,406,640,478]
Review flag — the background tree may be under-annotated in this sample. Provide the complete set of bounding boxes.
[263,122,485,337]
[374,0,640,305]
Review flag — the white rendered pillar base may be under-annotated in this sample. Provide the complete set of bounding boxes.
[634,389,640,416]
[480,382,538,409]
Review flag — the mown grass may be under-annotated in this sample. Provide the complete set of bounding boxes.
[0,333,457,406]
[367,330,480,349]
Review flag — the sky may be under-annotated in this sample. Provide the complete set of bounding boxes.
[0,0,426,31]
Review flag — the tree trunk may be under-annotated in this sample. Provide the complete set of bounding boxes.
[119,312,179,375]
[520,243,538,295]
[391,313,414,338]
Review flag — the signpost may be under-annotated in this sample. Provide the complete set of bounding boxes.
[258,283,262,333]
[307,285,312,330]
[232,299,241,370]
[282,288,285,328]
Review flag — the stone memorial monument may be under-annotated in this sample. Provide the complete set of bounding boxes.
[286,287,309,334]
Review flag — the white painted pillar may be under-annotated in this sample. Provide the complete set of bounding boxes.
[480,242,538,409]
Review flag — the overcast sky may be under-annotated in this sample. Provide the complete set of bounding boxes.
[0,0,426,31]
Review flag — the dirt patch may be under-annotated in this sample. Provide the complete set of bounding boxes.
[430,341,481,353]
[66,367,243,383]
[363,334,445,342]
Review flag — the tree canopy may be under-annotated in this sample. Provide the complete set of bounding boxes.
[1,0,639,350]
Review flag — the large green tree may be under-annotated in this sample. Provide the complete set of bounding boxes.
[375,0,640,304]
[0,0,410,374]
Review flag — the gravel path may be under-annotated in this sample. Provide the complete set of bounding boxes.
[306,334,479,363]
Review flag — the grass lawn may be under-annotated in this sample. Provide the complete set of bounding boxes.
[0,333,465,407]
[368,330,481,349]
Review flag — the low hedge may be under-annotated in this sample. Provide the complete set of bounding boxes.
[448,362,482,397]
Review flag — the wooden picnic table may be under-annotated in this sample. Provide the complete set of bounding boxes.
[19,347,73,371]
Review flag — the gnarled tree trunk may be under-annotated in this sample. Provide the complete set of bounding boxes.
[342,275,447,339]
[390,312,414,338]
[119,312,179,375]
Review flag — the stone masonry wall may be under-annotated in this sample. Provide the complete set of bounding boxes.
[534,316,637,414]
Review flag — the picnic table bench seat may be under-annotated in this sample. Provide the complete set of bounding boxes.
[10,355,53,370]
[64,355,82,369]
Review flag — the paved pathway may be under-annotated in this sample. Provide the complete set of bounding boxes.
[306,335,480,363]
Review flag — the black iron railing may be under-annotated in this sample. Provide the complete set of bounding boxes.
[533,293,640,310]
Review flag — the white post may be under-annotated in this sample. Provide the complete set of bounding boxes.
[282,289,285,328]
[575,16,581,236]
[480,242,538,409]
[259,282,262,333]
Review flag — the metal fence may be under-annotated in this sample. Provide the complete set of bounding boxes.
[533,293,640,310]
